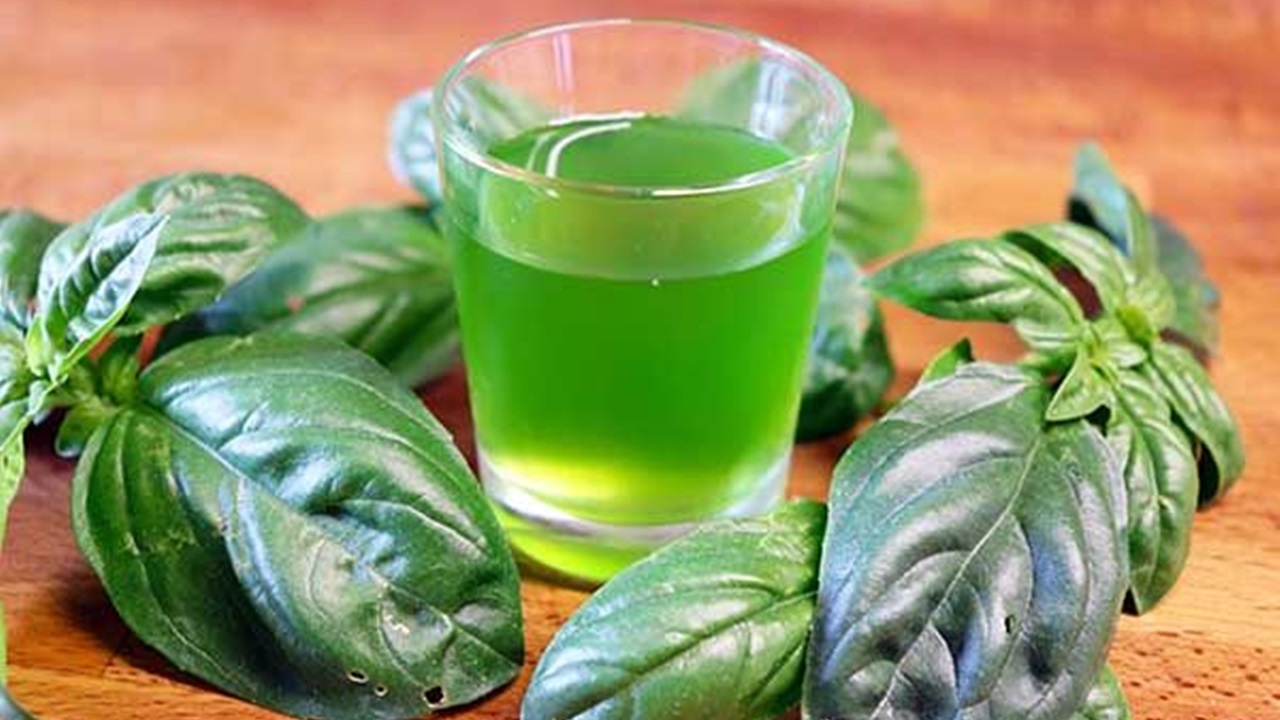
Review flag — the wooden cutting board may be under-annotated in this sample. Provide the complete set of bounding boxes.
[2,0,1278,718]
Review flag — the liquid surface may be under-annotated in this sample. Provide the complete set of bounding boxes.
[448,116,829,581]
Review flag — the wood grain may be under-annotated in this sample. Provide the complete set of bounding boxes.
[2,0,1278,718]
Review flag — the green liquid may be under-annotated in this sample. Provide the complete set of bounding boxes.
[447,116,829,582]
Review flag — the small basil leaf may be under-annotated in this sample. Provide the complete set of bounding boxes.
[1151,215,1219,355]
[1069,144,1156,275]
[806,363,1127,720]
[869,239,1084,366]
[73,333,523,719]
[1127,272,1175,334]
[797,246,894,440]
[1143,343,1245,506]
[1107,368,1197,614]
[1047,348,1110,422]
[27,214,164,386]
[159,205,459,388]
[0,210,65,333]
[1006,223,1131,313]
[1093,317,1146,369]
[835,91,924,263]
[54,399,115,459]
[388,89,442,204]
[919,338,974,383]
[1070,666,1131,720]
[38,173,308,335]
[524,500,825,720]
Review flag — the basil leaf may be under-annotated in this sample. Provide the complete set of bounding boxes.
[72,333,523,719]
[1,434,24,684]
[919,338,974,383]
[1107,368,1197,614]
[797,246,893,440]
[0,210,65,333]
[0,333,33,451]
[1006,223,1132,313]
[1070,666,1130,720]
[806,363,1127,719]
[1143,343,1245,506]
[1069,144,1156,275]
[679,63,922,262]
[869,239,1084,365]
[159,206,459,387]
[836,91,924,262]
[38,173,308,335]
[27,213,164,387]
[1046,348,1110,422]
[1151,215,1219,355]
[524,500,824,720]
[388,89,442,204]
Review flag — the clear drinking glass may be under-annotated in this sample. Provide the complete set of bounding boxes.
[433,19,852,583]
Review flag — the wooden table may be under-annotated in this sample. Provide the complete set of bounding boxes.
[2,0,1278,718]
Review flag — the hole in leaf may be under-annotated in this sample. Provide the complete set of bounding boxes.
[424,686,446,706]
[373,685,389,698]
[1005,615,1017,634]
[347,669,368,685]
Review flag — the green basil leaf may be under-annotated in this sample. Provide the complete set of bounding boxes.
[27,213,164,386]
[1070,666,1130,720]
[1143,343,1245,506]
[1092,317,1147,369]
[1107,368,1197,614]
[72,333,523,719]
[524,500,824,720]
[159,205,459,388]
[1069,144,1156,275]
[1151,215,1219,355]
[869,239,1084,365]
[388,89,442,204]
[38,173,308,335]
[1,434,25,686]
[835,91,924,262]
[0,333,33,451]
[1006,223,1132,313]
[679,63,922,262]
[1047,348,1110,422]
[0,210,65,333]
[797,246,894,440]
[919,338,974,383]
[806,363,1127,719]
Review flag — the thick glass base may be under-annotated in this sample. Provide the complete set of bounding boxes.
[479,448,790,585]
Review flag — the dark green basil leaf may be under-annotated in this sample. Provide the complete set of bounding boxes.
[0,333,32,451]
[524,500,824,720]
[869,239,1084,365]
[797,246,893,440]
[919,338,974,383]
[0,209,65,333]
[1151,215,1219,355]
[38,173,308,335]
[1069,144,1156,275]
[836,91,924,262]
[1047,348,1111,422]
[1143,343,1244,506]
[159,205,458,387]
[388,89,442,204]
[806,363,1127,720]
[27,214,164,387]
[72,333,523,719]
[1107,368,1197,614]
[1070,666,1130,720]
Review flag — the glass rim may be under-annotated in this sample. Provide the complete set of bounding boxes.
[433,18,854,199]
